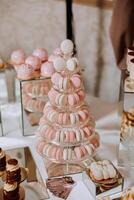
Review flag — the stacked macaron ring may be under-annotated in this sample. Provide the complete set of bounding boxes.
[36,140,96,162]
[37,122,97,145]
[36,39,100,163]
[48,88,85,107]
[51,71,82,92]
[42,102,94,127]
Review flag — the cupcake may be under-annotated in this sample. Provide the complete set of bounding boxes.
[32,48,48,62]
[3,182,20,200]
[0,148,6,176]
[6,159,21,184]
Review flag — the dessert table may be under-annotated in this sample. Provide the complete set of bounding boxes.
[0,96,134,199]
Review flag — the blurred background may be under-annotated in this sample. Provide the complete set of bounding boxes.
[0,0,120,102]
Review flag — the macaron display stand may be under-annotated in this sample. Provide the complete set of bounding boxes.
[36,40,100,176]
[118,69,134,166]
[20,77,51,136]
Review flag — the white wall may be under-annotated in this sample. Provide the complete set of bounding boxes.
[0,0,121,102]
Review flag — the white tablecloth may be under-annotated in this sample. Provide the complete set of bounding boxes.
[0,96,134,199]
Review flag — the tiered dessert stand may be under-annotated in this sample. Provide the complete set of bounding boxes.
[36,40,100,177]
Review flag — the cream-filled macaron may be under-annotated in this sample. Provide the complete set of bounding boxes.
[66,58,77,71]
[60,39,74,54]
[53,57,66,71]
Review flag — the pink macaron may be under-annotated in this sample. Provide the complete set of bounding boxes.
[68,94,76,106]
[41,61,55,77]
[77,90,86,101]
[89,134,100,148]
[65,132,70,142]
[51,146,58,158]
[63,113,69,124]
[36,140,46,155]
[48,88,59,104]
[80,146,87,157]
[83,126,93,137]
[11,49,25,65]
[69,131,76,142]
[68,93,80,106]
[71,74,81,88]
[56,148,63,160]
[74,147,82,159]
[25,55,41,70]
[78,110,87,121]
[47,128,55,140]
[58,113,63,124]
[33,48,48,62]
[51,72,62,85]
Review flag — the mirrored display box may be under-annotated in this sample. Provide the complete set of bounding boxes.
[20,77,51,136]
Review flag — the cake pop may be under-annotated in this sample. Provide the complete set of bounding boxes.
[10,49,25,65]
[25,55,41,71]
[33,48,48,62]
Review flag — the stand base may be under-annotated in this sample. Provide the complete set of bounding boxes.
[44,162,83,178]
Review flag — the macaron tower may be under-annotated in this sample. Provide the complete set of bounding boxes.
[36,39,100,166]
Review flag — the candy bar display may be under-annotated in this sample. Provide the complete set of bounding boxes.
[83,160,123,199]
[118,47,134,166]
[36,39,100,175]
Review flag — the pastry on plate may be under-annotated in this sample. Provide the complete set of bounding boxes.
[87,160,120,193]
